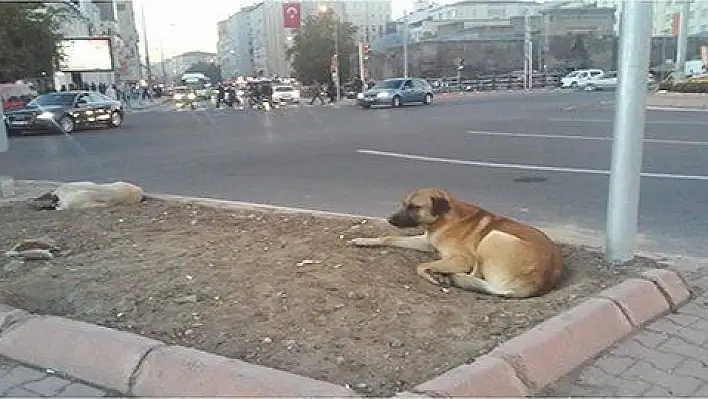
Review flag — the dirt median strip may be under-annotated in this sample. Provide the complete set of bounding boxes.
[0,186,693,397]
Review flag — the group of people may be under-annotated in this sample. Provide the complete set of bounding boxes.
[57,81,163,108]
[214,77,276,110]
[308,75,371,105]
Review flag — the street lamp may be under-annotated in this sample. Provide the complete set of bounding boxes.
[319,5,341,104]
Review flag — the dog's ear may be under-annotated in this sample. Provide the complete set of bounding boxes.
[431,196,450,216]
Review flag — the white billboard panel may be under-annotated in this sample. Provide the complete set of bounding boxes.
[59,37,114,72]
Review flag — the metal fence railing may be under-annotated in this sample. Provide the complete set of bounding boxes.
[426,72,564,92]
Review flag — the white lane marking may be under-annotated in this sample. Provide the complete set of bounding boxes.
[356,149,708,181]
[465,130,708,146]
[547,117,708,126]
[647,106,708,112]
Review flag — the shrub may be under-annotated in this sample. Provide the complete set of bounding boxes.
[669,82,708,93]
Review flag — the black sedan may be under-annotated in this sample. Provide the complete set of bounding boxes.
[3,91,124,135]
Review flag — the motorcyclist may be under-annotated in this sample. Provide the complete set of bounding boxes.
[216,83,226,108]
[260,79,273,109]
[225,84,236,107]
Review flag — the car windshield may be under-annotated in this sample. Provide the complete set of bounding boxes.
[605,72,618,78]
[373,79,403,89]
[27,92,76,107]
[274,86,294,92]
[566,71,579,78]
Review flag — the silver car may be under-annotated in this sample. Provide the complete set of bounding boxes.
[357,78,434,108]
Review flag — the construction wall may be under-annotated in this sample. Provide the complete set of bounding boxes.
[368,34,708,79]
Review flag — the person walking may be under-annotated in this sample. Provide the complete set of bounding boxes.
[309,81,326,105]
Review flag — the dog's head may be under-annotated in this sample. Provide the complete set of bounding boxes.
[388,188,452,229]
[29,192,60,211]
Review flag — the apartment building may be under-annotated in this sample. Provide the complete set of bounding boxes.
[48,0,142,87]
[153,51,217,83]
[393,0,532,43]
[217,0,392,78]
[550,0,708,35]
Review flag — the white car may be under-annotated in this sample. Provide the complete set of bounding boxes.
[271,85,300,104]
[561,69,605,89]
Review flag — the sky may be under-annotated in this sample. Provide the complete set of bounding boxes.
[134,0,422,61]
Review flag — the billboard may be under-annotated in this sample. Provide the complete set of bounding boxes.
[58,37,115,72]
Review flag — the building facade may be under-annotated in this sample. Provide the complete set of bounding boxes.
[153,51,217,83]
[548,0,708,36]
[48,0,142,88]
[217,0,392,78]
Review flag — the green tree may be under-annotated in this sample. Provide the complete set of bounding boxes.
[184,61,222,83]
[0,2,64,82]
[569,35,591,69]
[286,10,358,84]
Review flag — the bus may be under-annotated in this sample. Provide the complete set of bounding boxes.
[180,73,212,99]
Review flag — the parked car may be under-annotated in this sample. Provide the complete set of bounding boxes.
[584,71,657,91]
[271,84,301,105]
[561,69,605,89]
[584,71,618,91]
[3,91,124,136]
[357,77,434,108]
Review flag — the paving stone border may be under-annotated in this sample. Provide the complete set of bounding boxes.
[0,190,693,397]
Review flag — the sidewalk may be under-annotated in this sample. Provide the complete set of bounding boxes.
[543,270,708,396]
[0,356,118,397]
[646,92,708,109]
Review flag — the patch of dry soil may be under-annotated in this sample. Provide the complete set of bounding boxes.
[0,200,665,396]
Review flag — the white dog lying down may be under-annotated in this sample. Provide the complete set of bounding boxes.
[30,181,145,211]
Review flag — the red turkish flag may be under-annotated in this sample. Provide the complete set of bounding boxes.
[283,2,301,28]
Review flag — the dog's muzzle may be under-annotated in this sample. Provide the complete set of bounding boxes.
[388,211,419,228]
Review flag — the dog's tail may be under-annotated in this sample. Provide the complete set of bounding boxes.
[445,274,520,298]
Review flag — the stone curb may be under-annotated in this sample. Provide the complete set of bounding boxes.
[0,310,357,396]
[0,190,694,397]
[398,268,690,397]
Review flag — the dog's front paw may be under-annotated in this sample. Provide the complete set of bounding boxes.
[349,237,382,247]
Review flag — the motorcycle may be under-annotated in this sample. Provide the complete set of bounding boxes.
[223,91,234,107]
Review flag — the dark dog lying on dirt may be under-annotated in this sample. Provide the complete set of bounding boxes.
[30,181,145,211]
[351,188,564,298]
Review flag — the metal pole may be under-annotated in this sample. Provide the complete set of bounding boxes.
[140,1,152,84]
[334,13,341,104]
[675,0,690,78]
[0,94,14,199]
[358,43,365,80]
[605,0,653,264]
[523,11,530,89]
[403,10,409,78]
[0,95,7,153]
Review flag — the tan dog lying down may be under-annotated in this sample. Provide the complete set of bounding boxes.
[351,188,564,298]
[31,181,144,211]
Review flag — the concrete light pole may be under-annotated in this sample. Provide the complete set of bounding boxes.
[674,0,691,79]
[319,5,341,105]
[605,0,653,264]
[140,0,152,84]
[403,10,409,78]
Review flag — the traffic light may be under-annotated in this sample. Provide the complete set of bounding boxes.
[362,44,372,60]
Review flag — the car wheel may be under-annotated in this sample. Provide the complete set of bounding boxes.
[360,104,371,109]
[584,84,596,92]
[109,111,123,127]
[58,115,75,134]
[570,81,578,89]
[423,93,433,105]
[392,95,402,108]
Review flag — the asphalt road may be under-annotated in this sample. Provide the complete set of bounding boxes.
[2,91,707,262]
